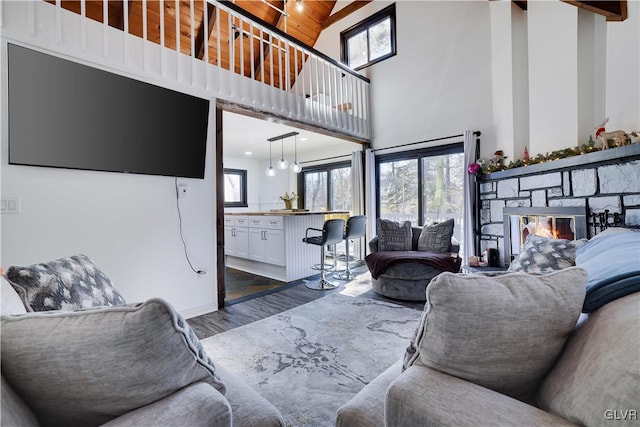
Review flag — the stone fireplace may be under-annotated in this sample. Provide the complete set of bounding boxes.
[477,144,640,266]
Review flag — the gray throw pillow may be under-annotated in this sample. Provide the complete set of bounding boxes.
[403,268,587,401]
[417,219,454,252]
[6,254,126,312]
[1,298,226,427]
[377,219,412,251]
[508,235,587,273]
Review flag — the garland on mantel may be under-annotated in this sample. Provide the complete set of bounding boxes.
[472,136,602,175]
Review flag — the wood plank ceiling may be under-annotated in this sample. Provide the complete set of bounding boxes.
[44,0,627,89]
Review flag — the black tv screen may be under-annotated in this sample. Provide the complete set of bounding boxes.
[8,44,209,179]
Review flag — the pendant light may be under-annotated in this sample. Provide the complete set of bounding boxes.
[266,140,276,177]
[276,137,289,170]
[290,134,302,173]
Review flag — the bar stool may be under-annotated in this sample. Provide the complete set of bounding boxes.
[303,218,345,290]
[334,215,366,281]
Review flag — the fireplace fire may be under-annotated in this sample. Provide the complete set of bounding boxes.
[503,207,588,264]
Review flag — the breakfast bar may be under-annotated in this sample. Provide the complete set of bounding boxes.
[224,211,349,282]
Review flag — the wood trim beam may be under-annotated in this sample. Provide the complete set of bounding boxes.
[321,0,373,30]
[215,105,226,309]
[512,1,527,11]
[562,1,627,22]
[196,3,217,60]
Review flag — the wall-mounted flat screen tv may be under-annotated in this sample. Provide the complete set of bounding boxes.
[8,43,209,179]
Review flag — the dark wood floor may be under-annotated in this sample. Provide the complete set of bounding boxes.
[188,267,425,340]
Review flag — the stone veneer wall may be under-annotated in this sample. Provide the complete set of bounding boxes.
[477,144,640,266]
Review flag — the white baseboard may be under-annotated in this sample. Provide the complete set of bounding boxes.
[180,302,218,319]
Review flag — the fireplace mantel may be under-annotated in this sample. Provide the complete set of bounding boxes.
[479,144,640,181]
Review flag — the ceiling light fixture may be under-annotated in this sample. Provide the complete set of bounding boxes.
[296,0,303,12]
[266,140,276,177]
[277,137,289,170]
[291,134,302,173]
[267,131,300,174]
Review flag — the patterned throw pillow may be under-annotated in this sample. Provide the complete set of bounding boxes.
[417,219,454,252]
[6,254,126,312]
[377,219,412,251]
[403,268,588,401]
[1,298,226,426]
[508,235,587,273]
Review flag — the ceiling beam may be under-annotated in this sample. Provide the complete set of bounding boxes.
[321,0,373,30]
[562,1,627,21]
[195,3,217,60]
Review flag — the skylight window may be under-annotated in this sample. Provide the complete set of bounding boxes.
[341,4,396,70]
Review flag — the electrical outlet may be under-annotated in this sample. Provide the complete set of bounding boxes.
[1,197,21,214]
[178,184,187,198]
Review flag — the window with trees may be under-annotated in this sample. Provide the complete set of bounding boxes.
[340,4,396,70]
[223,168,247,208]
[299,162,352,212]
[376,144,464,245]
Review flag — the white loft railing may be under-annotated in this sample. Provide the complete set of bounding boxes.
[0,0,371,141]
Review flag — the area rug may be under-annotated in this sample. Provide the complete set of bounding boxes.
[201,292,422,427]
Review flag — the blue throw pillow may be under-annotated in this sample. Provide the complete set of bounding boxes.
[575,230,640,312]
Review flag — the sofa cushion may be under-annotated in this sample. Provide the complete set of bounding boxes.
[537,292,640,427]
[376,219,412,251]
[6,254,126,312]
[417,219,454,253]
[1,376,39,427]
[575,230,640,312]
[403,268,588,400]
[1,276,27,315]
[507,235,586,273]
[1,298,226,427]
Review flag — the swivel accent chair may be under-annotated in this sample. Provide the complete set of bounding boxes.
[334,215,366,281]
[303,218,345,290]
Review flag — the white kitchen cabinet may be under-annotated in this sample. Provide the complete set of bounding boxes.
[224,216,249,258]
[248,217,285,266]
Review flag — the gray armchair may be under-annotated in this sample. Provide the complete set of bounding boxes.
[367,226,460,301]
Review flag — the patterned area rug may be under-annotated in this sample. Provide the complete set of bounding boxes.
[201,292,422,427]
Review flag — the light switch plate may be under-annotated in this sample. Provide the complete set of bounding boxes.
[1,197,21,214]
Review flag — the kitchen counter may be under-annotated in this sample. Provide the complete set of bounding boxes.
[225,210,349,216]
[224,211,350,282]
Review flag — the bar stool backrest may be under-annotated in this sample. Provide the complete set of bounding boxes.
[345,216,366,239]
[324,219,346,246]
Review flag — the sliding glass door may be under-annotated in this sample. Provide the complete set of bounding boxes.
[376,144,464,248]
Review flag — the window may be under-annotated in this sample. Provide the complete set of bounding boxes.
[223,169,247,207]
[341,4,396,70]
[376,144,464,251]
[299,162,352,211]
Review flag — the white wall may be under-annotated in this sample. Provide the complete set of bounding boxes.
[317,0,640,161]
[528,1,579,155]
[1,46,217,318]
[223,156,262,212]
[605,0,640,132]
[317,1,495,156]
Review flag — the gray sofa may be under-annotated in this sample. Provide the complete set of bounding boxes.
[368,226,460,301]
[1,257,284,427]
[339,230,640,427]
